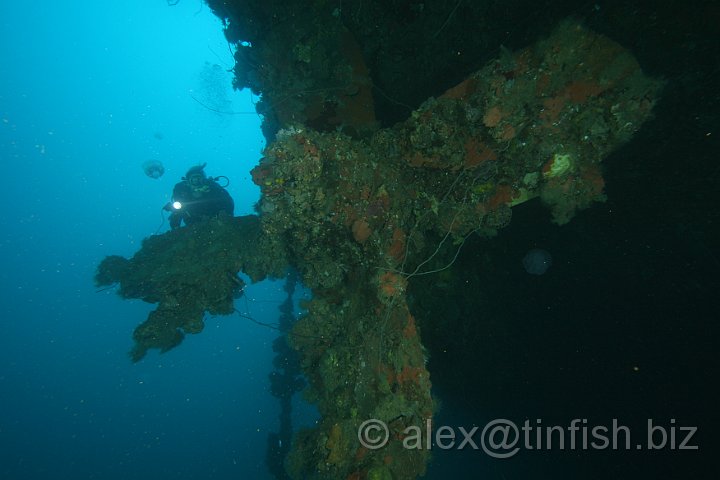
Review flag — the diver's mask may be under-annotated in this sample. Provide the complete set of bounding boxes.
[187,173,210,193]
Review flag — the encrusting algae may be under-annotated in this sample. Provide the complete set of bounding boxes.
[96,20,662,479]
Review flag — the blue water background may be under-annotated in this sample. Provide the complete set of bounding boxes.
[0,1,308,478]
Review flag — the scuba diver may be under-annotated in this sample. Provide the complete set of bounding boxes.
[164,163,234,229]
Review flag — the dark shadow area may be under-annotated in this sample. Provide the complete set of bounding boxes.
[412,34,719,476]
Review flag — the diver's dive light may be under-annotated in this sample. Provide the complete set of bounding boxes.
[163,201,183,212]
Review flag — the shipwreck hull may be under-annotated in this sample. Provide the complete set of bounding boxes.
[249,21,662,479]
[98,16,662,479]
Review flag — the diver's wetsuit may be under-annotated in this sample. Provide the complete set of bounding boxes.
[169,180,234,229]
